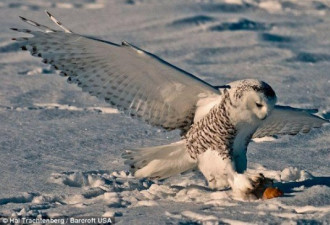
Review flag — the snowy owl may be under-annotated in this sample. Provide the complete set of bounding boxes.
[12,11,328,199]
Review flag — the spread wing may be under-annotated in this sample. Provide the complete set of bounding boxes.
[12,11,220,131]
[253,105,328,138]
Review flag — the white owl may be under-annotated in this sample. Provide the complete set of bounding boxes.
[12,12,328,199]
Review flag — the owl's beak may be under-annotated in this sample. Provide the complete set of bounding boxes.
[260,112,268,120]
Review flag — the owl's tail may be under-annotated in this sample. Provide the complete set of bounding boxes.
[122,140,197,180]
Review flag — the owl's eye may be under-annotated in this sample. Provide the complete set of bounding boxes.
[256,103,263,108]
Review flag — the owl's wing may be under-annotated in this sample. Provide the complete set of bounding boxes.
[252,105,328,138]
[12,12,220,131]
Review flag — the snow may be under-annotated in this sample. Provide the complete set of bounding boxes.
[280,167,313,182]
[0,0,329,224]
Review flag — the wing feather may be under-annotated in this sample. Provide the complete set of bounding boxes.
[253,105,328,138]
[12,13,220,131]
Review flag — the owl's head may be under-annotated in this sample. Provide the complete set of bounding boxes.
[227,79,277,122]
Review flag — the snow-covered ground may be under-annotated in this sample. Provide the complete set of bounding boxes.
[0,0,329,224]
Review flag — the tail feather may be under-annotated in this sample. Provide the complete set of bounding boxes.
[122,141,197,180]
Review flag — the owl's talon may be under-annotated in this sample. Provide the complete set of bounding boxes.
[248,173,273,199]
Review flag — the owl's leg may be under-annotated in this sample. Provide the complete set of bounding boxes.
[197,149,272,199]
[197,149,233,190]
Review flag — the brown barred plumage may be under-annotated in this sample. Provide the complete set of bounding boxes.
[185,90,237,160]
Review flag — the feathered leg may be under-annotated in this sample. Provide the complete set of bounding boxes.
[197,149,272,199]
